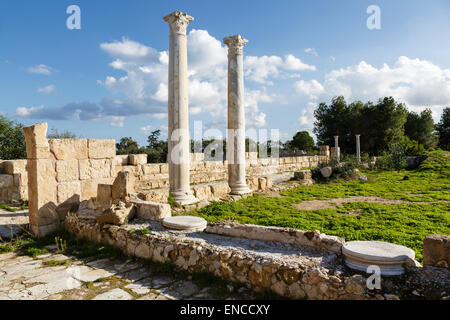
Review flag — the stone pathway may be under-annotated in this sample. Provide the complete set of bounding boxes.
[0,247,257,300]
[0,209,29,240]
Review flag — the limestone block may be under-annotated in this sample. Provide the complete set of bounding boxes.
[88,139,116,159]
[49,139,88,160]
[131,199,171,221]
[113,155,129,166]
[423,234,450,268]
[79,159,112,180]
[193,184,213,201]
[294,170,312,181]
[3,160,27,174]
[55,159,79,182]
[210,182,230,198]
[129,154,147,166]
[23,123,50,159]
[13,173,27,187]
[0,174,14,188]
[141,188,170,203]
[57,181,82,204]
[96,203,136,225]
[27,159,57,226]
[142,164,161,175]
[112,171,135,200]
[97,184,112,209]
[160,163,169,173]
[81,178,114,200]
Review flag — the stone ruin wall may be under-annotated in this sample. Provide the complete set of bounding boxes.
[0,160,28,203]
[1,132,330,205]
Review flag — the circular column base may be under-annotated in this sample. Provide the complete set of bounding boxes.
[171,191,199,206]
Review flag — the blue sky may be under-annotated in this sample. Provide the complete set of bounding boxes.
[1,0,449,145]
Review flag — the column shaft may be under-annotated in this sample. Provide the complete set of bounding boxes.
[164,11,198,205]
[224,35,251,195]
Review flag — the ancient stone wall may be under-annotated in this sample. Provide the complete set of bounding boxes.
[0,160,28,203]
[22,123,117,236]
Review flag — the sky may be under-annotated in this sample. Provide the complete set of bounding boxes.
[1,0,449,146]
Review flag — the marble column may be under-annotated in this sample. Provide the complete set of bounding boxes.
[163,11,198,205]
[334,136,339,162]
[224,35,251,195]
[356,134,361,163]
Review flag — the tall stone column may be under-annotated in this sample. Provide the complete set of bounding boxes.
[163,11,198,205]
[334,136,340,162]
[224,35,251,195]
[356,134,361,163]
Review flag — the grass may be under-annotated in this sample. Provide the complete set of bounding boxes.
[188,150,450,262]
[0,204,28,212]
[43,259,69,267]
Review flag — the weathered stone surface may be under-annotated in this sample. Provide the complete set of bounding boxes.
[57,181,81,204]
[88,139,116,159]
[23,123,50,159]
[321,167,332,178]
[0,175,13,188]
[294,170,312,180]
[112,171,135,200]
[162,216,207,231]
[97,184,112,209]
[343,241,415,275]
[2,160,27,175]
[79,159,112,180]
[113,155,129,166]
[131,200,171,221]
[49,139,88,160]
[55,159,79,182]
[142,164,161,175]
[129,154,147,165]
[81,178,114,200]
[96,203,135,225]
[423,234,450,269]
[92,288,133,300]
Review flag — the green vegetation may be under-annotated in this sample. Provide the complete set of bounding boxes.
[188,150,450,262]
[0,115,26,160]
[132,228,151,236]
[0,204,28,212]
[43,259,69,267]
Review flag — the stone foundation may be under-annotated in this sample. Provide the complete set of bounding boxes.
[64,214,450,300]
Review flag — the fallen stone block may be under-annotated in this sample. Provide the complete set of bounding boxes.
[131,199,171,221]
[96,202,136,225]
[423,234,450,269]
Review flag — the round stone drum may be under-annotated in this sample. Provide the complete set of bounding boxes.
[162,216,207,232]
[342,241,416,276]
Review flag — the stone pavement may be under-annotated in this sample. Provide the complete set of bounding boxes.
[0,209,29,240]
[0,247,257,300]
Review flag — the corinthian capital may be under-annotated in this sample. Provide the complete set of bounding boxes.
[223,35,248,56]
[163,11,194,36]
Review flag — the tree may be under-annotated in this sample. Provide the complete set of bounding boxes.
[288,131,315,153]
[47,127,77,139]
[436,107,450,150]
[0,116,26,160]
[146,130,168,163]
[313,96,408,156]
[404,109,438,149]
[116,137,140,155]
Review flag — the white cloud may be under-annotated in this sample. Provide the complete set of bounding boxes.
[37,84,55,94]
[28,64,56,75]
[15,105,45,117]
[319,56,450,118]
[140,125,152,133]
[244,55,315,84]
[294,79,325,99]
[305,48,318,57]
